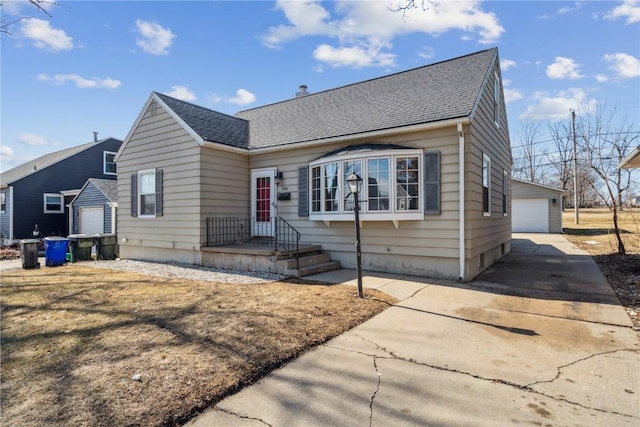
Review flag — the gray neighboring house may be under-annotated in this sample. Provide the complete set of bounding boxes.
[115,48,512,281]
[69,178,118,235]
[512,179,565,233]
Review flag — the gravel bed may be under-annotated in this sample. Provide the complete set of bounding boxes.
[83,259,288,284]
[1,258,287,284]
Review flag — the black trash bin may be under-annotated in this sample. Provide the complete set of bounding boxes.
[68,234,94,262]
[93,233,117,260]
[20,239,41,269]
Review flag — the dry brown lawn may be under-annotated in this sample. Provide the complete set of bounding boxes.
[0,264,396,427]
[562,208,640,329]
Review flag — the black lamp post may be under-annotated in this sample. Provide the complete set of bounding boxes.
[346,173,364,298]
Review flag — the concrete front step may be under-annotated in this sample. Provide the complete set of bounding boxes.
[279,253,332,270]
[292,261,342,277]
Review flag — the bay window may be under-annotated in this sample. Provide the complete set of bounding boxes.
[307,148,437,221]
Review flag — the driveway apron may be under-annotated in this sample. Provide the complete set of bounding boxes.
[186,234,640,427]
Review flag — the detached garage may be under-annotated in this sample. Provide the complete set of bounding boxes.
[512,179,565,233]
[70,178,118,235]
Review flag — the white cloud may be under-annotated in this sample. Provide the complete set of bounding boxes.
[226,89,256,106]
[0,145,15,157]
[4,0,58,16]
[38,73,121,89]
[417,46,434,60]
[501,59,517,71]
[20,18,73,52]
[262,0,504,68]
[557,2,584,15]
[18,133,48,146]
[504,88,523,104]
[605,0,640,24]
[519,88,595,121]
[135,19,175,55]
[546,56,584,79]
[167,85,196,101]
[604,52,640,78]
[313,43,395,68]
[208,89,257,106]
[596,74,609,82]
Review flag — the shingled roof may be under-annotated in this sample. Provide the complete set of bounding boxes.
[1,138,121,187]
[154,92,249,149]
[235,48,498,149]
[151,48,497,152]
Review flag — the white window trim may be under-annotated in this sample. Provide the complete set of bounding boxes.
[309,149,424,222]
[44,193,64,214]
[0,192,5,213]
[137,168,156,218]
[482,154,491,217]
[104,151,117,175]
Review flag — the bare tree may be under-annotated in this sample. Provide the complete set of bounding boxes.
[389,0,435,19]
[1,0,53,35]
[576,99,639,255]
[512,120,547,183]
[546,120,575,208]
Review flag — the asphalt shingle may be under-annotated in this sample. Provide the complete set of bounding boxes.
[155,93,249,149]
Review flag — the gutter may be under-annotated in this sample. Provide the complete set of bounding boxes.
[457,122,466,281]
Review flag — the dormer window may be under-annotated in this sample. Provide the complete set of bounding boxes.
[104,151,117,175]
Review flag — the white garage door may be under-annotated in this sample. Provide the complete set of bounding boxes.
[512,199,549,233]
[80,207,104,235]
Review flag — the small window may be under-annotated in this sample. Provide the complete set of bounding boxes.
[44,193,64,213]
[138,169,156,217]
[104,151,117,175]
[0,193,5,213]
[494,71,500,128]
[502,170,508,216]
[482,154,491,216]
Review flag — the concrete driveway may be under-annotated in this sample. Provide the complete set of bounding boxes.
[186,234,640,426]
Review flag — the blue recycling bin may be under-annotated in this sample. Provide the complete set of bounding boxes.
[44,236,69,267]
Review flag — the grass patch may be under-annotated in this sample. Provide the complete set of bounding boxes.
[0,264,396,427]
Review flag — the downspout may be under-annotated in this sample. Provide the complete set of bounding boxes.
[457,122,466,281]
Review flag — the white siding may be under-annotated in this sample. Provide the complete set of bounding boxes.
[117,101,204,263]
[250,128,462,278]
[465,59,512,278]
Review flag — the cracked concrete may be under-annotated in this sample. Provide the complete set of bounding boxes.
[185,234,640,426]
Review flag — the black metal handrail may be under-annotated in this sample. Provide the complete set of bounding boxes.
[275,217,301,269]
[206,217,301,269]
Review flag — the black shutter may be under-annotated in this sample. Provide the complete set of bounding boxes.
[155,169,163,216]
[130,173,138,217]
[298,166,309,217]
[424,152,440,215]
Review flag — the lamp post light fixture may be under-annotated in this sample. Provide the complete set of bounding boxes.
[346,172,364,298]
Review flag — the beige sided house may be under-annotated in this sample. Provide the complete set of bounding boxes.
[116,48,512,281]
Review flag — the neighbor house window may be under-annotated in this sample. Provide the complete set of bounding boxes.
[104,151,117,175]
[503,169,508,216]
[494,71,501,128]
[307,147,436,221]
[482,154,491,216]
[130,169,163,218]
[0,193,5,213]
[44,193,64,213]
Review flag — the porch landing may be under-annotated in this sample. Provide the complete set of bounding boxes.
[201,243,341,277]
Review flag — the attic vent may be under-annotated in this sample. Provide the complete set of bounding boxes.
[296,85,309,97]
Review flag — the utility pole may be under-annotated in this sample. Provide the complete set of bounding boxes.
[571,109,579,224]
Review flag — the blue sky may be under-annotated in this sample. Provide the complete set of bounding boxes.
[1,0,639,173]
